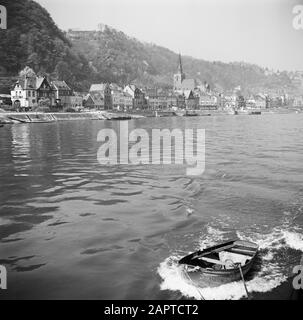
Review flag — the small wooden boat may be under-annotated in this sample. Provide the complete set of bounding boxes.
[8,116,31,123]
[249,110,261,115]
[179,239,258,286]
[228,109,238,115]
[26,115,56,123]
[109,116,132,121]
[183,111,198,117]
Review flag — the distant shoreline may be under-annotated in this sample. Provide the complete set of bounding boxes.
[0,107,302,124]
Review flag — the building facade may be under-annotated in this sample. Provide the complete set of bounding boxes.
[36,77,54,104]
[173,54,197,92]
[124,85,146,109]
[198,92,218,109]
[11,76,54,110]
[85,92,104,109]
[52,80,73,108]
[184,90,199,109]
[146,94,168,110]
[89,83,113,110]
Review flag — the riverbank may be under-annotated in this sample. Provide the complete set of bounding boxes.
[0,107,301,124]
[0,111,144,124]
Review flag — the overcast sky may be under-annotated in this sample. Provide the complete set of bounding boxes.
[36,0,303,71]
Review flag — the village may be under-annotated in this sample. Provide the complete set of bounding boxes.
[1,54,303,117]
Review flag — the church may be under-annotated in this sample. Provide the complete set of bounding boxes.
[173,54,197,92]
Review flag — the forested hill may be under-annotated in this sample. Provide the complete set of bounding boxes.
[68,25,296,94]
[0,0,297,94]
[0,0,93,91]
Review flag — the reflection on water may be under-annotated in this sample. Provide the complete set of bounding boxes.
[0,114,303,299]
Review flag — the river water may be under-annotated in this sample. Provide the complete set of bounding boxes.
[0,113,303,299]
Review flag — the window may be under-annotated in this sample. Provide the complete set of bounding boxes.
[28,91,31,97]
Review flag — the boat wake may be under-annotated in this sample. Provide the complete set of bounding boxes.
[157,224,303,300]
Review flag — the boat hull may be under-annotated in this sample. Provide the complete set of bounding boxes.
[179,239,258,286]
[180,255,255,287]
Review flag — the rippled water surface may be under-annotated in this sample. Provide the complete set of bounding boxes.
[0,113,303,299]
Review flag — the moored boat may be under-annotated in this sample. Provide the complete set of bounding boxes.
[8,116,31,123]
[249,110,262,115]
[183,110,198,117]
[227,108,238,115]
[178,239,258,286]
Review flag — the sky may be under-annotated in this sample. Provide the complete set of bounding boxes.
[36,0,303,71]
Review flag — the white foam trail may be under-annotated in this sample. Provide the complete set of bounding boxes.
[198,226,227,249]
[157,256,285,300]
[158,257,201,300]
[158,224,303,300]
[282,231,303,251]
[237,228,303,252]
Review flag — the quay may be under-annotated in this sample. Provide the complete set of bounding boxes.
[0,111,145,124]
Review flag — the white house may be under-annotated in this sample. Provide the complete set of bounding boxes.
[11,76,38,110]
[11,76,55,110]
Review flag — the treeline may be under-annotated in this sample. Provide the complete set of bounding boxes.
[0,0,94,91]
[70,26,295,94]
[0,0,297,94]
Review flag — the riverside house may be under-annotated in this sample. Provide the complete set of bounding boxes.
[198,92,218,110]
[0,94,12,107]
[254,94,267,109]
[36,77,54,105]
[166,93,186,109]
[11,76,54,111]
[111,88,133,110]
[184,90,199,109]
[85,92,105,110]
[89,83,112,110]
[51,80,73,108]
[124,85,146,109]
[145,92,168,110]
[293,95,303,107]
[120,92,133,110]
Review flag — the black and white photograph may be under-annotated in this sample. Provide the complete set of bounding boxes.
[0,0,303,304]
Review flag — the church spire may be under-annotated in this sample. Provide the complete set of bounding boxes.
[177,53,183,74]
[173,52,185,91]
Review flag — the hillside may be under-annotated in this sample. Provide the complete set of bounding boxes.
[0,0,94,91]
[68,25,296,94]
[0,0,298,94]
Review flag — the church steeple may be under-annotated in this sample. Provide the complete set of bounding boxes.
[177,53,183,74]
[173,53,185,91]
